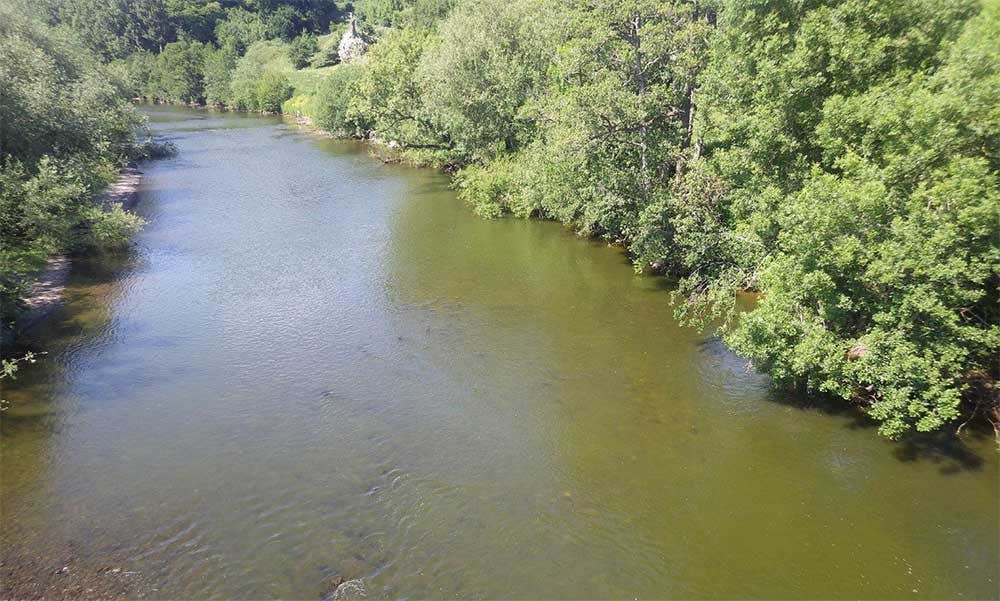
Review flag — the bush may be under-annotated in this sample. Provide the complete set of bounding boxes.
[255,69,293,113]
[81,204,147,249]
[229,41,294,111]
[313,64,365,133]
[203,46,238,106]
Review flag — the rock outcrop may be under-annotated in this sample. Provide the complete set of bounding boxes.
[338,16,369,63]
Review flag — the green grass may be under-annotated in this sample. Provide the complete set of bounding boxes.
[287,65,340,95]
[283,63,353,118]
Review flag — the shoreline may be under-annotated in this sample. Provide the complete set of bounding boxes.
[14,164,143,336]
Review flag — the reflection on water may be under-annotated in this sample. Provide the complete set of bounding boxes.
[1,106,997,599]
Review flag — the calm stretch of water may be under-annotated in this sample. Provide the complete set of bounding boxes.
[2,106,997,599]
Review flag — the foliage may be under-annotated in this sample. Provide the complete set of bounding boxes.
[229,41,294,112]
[0,4,147,338]
[16,0,1000,437]
[256,69,294,112]
[152,40,208,103]
[203,46,238,105]
[0,352,44,411]
[166,0,226,43]
[265,4,305,41]
[214,7,268,54]
[415,0,558,162]
[81,204,148,248]
[722,3,1000,437]
[344,0,1000,437]
[312,63,366,133]
[288,32,319,68]
[453,0,714,239]
[51,0,171,60]
[347,27,438,146]
[352,0,406,27]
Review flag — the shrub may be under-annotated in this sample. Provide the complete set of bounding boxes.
[229,41,293,111]
[81,204,147,249]
[313,64,365,134]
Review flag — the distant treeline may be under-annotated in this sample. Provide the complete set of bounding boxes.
[5,0,1000,438]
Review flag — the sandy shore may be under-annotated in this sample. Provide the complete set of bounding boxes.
[14,165,143,335]
[100,164,143,211]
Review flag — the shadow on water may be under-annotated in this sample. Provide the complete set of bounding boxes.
[2,249,140,428]
[893,426,992,473]
[749,359,989,474]
[624,265,1000,475]
[504,222,997,477]
[688,335,991,474]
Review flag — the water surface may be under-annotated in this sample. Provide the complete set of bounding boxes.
[2,106,997,599]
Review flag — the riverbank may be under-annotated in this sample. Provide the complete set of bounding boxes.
[2,105,995,599]
[14,165,143,336]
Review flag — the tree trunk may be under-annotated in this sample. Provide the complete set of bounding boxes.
[630,13,651,202]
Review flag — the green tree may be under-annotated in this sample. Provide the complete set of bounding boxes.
[152,40,207,103]
[214,7,267,54]
[347,27,438,146]
[313,63,366,133]
[288,32,319,68]
[203,46,238,106]
[0,4,146,338]
[265,4,305,41]
[723,2,1000,437]
[166,0,226,43]
[416,0,558,162]
[255,69,293,112]
[55,0,172,59]
[458,0,713,239]
[229,40,294,111]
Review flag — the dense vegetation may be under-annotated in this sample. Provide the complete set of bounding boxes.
[0,2,162,343]
[5,0,999,438]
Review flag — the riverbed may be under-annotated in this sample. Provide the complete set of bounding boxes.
[2,106,997,599]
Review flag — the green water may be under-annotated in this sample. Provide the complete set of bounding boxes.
[2,106,997,599]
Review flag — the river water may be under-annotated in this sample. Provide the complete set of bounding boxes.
[2,106,997,599]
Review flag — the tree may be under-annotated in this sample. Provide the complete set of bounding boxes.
[214,7,267,54]
[153,40,207,103]
[313,63,366,133]
[265,4,305,41]
[255,69,293,112]
[166,0,226,43]
[0,4,145,337]
[723,2,1000,437]
[203,46,238,106]
[54,0,172,59]
[229,40,293,111]
[288,32,319,68]
[456,0,713,240]
[347,27,438,146]
[416,0,557,162]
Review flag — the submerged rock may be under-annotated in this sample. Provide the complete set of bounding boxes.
[338,16,369,63]
[332,578,368,600]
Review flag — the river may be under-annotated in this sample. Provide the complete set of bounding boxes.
[2,106,997,599]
